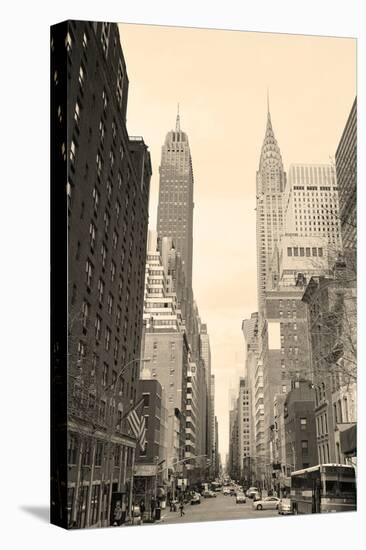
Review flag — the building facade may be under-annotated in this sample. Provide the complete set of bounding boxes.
[57,21,152,528]
[284,380,318,472]
[133,376,168,514]
[284,163,342,257]
[302,268,357,466]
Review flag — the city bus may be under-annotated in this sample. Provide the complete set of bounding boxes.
[291,464,356,514]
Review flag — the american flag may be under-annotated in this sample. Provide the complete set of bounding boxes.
[126,398,147,452]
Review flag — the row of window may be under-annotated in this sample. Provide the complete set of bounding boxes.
[287,246,323,257]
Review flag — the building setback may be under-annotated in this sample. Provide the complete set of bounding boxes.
[336,98,357,252]
[141,231,188,479]
[52,21,152,529]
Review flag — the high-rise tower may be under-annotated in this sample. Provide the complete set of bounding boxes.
[157,108,194,288]
[256,103,286,313]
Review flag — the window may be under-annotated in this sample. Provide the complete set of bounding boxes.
[70,139,77,165]
[318,248,323,257]
[110,261,116,282]
[102,88,108,111]
[101,244,107,269]
[282,385,287,394]
[294,247,298,257]
[95,442,103,466]
[97,278,104,303]
[300,247,305,257]
[85,259,93,287]
[95,315,102,341]
[116,59,124,104]
[102,363,108,386]
[300,418,307,430]
[82,31,88,49]
[81,301,89,329]
[91,353,98,375]
[114,338,119,361]
[301,440,309,454]
[99,120,105,145]
[104,210,110,233]
[114,445,120,467]
[312,247,317,256]
[67,434,78,464]
[287,247,292,256]
[143,394,150,407]
[116,306,122,328]
[65,31,73,52]
[78,64,85,88]
[105,327,111,351]
[107,293,113,315]
[112,231,118,249]
[89,221,96,249]
[109,149,115,170]
[92,187,100,213]
[74,101,81,125]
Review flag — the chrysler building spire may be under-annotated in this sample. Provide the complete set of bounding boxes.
[175,103,181,132]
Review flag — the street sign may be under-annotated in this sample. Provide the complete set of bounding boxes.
[134,464,158,476]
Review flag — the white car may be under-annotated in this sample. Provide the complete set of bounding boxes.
[278,498,293,515]
[252,496,280,511]
[236,493,246,504]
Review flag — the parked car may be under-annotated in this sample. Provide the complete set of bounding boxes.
[191,492,201,505]
[246,487,259,499]
[202,490,215,498]
[236,492,246,504]
[229,487,237,496]
[223,487,231,495]
[278,498,293,515]
[252,497,280,511]
[209,490,217,498]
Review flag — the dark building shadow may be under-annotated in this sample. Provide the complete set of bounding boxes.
[20,506,49,523]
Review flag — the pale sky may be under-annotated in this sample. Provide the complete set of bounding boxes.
[118,22,356,459]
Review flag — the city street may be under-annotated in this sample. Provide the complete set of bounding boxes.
[159,493,279,525]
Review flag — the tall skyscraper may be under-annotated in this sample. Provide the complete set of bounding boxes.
[256,104,286,314]
[157,109,194,288]
[200,323,212,461]
[210,374,216,476]
[237,378,251,480]
[242,314,259,464]
[336,98,357,252]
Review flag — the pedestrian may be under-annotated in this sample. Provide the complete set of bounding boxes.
[179,500,185,517]
[151,497,156,520]
[139,499,145,523]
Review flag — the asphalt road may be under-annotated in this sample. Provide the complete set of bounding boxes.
[159,493,279,525]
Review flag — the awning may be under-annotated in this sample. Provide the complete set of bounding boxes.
[340,423,357,456]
